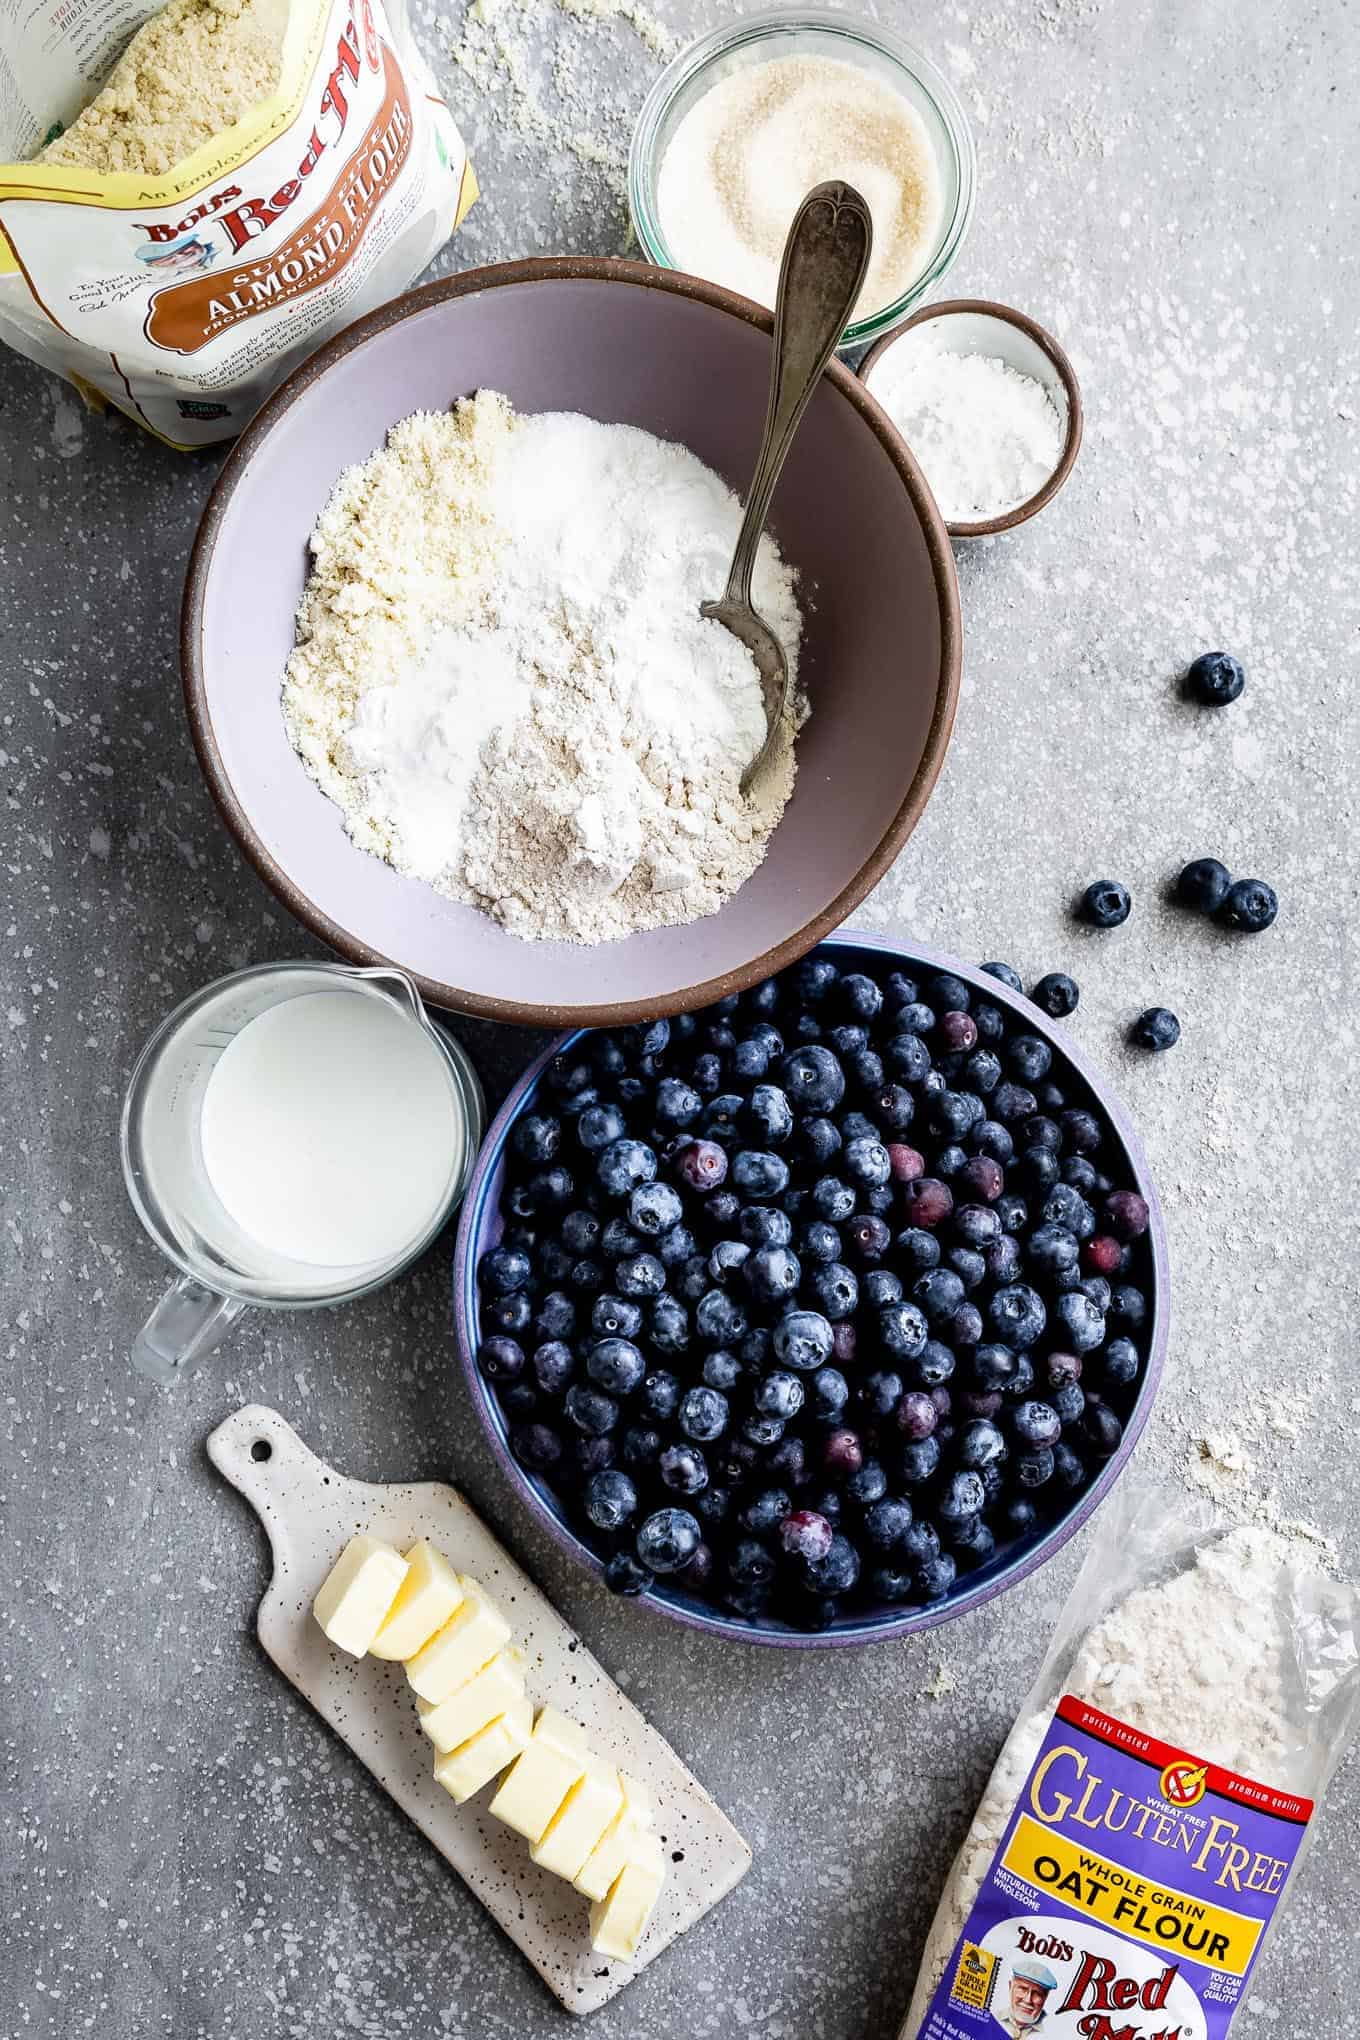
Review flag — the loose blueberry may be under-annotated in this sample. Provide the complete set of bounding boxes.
[1031,972,1080,1020]
[1184,649,1245,706]
[1220,877,1278,934]
[1175,857,1232,915]
[1131,1006,1181,1052]
[1080,879,1131,929]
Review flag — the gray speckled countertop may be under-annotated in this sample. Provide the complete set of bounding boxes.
[2,1,1358,2034]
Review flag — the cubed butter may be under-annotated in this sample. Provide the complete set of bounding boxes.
[405,1575,511,1703]
[370,1540,464,1661]
[530,1753,624,1881]
[312,1534,409,1657]
[417,1649,525,1754]
[433,1692,533,1803]
[573,1772,654,1901]
[588,1832,665,1961]
[488,1706,589,1844]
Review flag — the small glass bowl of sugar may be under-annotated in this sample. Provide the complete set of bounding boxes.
[861,300,1082,537]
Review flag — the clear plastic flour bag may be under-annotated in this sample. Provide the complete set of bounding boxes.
[901,1485,1360,2040]
[0,0,474,445]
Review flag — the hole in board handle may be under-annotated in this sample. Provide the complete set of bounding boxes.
[251,1439,273,1463]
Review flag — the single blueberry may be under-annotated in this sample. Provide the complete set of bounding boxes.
[658,1441,708,1495]
[780,1044,846,1113]
[980,961,1024,993]
[803,1261,855,1321]
[672,1384,727,1443]
[738,1205,792,1249]
[1131,1006,1181,1051]
[731,1149,790,1198]
[1008,1034,1052,1083]
[1054,1289,1106,1353]
[481,1245,531,1295]
[744,1243,802,1304]
[878,1299,929,1359]
[584,1468,638,1531]
[1220,878,1277,933]
[628,1181,683,1237]
[565,1385,618,1436]
[613,1252,666,1299]
[988,1284,1046,1348]
[477,1336,525,1383]
[1175,856,1232,914]
[604,1552,654,1597]
[1031,972,1080,1019]
[1101,1337,1141,1388]
[743,1083,795,1146]
[1080,879,1132,929]
[772,1309,836,1373]
[755,1370,805,1421]
[688,1286,744,1348]
[644,1298,687,1360]
[532,1340,575,1396]
[1184,649,1245,706]
[597,1138,658,1199]
[916,1553,958,1601]
[636,1508,702,1574]
[587,1338,646,1396]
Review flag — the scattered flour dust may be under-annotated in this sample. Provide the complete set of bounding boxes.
[283,390,804,943]
[902,1524,1347,2036]
[39,0,288,177]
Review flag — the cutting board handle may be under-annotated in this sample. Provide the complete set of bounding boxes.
[206,1403,337,1564]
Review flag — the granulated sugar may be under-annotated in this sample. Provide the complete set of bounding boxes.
[656,54,942,323]
[284,392,804,944]
[868,334,1063,522]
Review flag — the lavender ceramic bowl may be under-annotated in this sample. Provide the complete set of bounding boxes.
[182,259,961,1028]
[452,932,1170,1648]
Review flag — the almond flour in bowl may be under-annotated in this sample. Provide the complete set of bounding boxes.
[282,391,806,945]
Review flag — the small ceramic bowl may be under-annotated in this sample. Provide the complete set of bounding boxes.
[860,300,1083,538]
[452,931,1169,1650]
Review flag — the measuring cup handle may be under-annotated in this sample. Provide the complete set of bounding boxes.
[131,1275,249,1385]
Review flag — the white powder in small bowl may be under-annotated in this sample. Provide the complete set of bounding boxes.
[655,53,943,326]
[868,331,1065,524]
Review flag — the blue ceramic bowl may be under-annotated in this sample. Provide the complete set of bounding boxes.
[453,932,1169,1648]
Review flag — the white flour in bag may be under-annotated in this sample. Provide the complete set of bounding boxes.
[0,0,473,445]
[282,391,806,944]
[901,1516,1360,2039]
[38,0,288,177]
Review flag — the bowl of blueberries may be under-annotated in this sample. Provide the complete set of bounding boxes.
[453,931,1168,1645]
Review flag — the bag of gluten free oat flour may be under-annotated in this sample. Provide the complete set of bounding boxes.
[0,0,474,445]
[901,1485,1360,2040]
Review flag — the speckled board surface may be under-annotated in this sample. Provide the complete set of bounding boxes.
[4,1,1360,2037]
[207,1404,750,2014]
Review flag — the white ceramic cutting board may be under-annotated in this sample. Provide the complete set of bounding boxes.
[207,1404,751,2016]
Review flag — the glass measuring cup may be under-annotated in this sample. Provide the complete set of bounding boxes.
[121,960,484,1384]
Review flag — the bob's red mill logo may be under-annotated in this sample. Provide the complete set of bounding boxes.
[138,0,409,354]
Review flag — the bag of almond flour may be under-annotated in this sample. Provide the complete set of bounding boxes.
[901,1486,1360,2040]
[0,0,474,446]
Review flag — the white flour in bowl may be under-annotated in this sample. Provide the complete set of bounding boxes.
[282,392,804,944]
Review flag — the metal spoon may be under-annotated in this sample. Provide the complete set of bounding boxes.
[705,179,873,795]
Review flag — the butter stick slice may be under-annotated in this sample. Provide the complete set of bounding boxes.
[371,1540,464,1661]
[405,1575,511,1703]
[530,1754,624,1882]
[433,1693,533,1803]
[312,1534,409,1657]
[573,1773,653,1900]
[589,1831,666,1961]
[417,1649,525,1754]
[488,1706,589,1844]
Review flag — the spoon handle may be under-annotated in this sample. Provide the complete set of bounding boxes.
[720,180,874,610]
